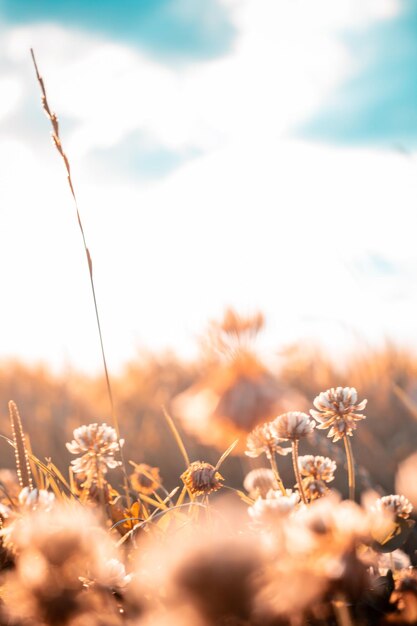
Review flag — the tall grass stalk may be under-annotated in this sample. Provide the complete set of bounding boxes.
[30,49,131,504]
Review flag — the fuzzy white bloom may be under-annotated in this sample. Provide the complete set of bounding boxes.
[310,387,367,442]
[246,422,291,459]
[243,468,276,499]
[374,494,413,520]
[272,412,315,441]
[99,558,132,590]
[248,489,300,523]
[66,423,123,475]
[18,487,55,511]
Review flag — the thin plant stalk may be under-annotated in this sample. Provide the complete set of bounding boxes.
[291,440,307,504]
[268,448,286,496]
[30,49,131,506]
[343,434,355,501]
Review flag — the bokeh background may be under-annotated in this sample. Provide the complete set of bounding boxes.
[0,0,417,494]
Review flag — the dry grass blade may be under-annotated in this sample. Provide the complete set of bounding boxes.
[392,383,417,421]
[8,400,33,490]
[30,49,131,505]
[161,405,190,470]
[215,438,239,470]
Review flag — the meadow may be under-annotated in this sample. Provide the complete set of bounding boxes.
[0,54,416,626]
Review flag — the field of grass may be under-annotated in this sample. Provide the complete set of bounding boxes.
[0,53,416,626]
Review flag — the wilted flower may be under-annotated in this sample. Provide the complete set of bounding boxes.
[243,468,276,499]
[248,489,300,523]
[273,411,315,441]
[375,494,413,520]
[181,462,224,496]
[66,423,123,476]
[130,463,161,495]
[310,387,367,442]
[18,487,55,512]
[246,422,291,459]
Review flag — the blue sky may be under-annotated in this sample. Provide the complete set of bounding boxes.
[2,0,417,148]
[1,0,417,372]
[302,0,417,147]
[0,0,235,61]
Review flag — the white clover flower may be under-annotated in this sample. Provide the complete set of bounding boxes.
[18,487,55,511]
[272,412,315,441]
[243,468,276,499]
[248,489,300,523]
[246,422,291,459]
[66,423,123,475]
[375,494,413,520]
[310,387,367,442]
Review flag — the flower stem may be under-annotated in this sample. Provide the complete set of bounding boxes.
[292,440,307,504]
[268,448,286,496]
[343,434,355,501]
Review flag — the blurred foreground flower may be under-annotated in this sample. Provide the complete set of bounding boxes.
[248,489,300,524]
[173,310,306,452]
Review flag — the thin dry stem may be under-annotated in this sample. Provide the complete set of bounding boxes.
[343,434,355,501]
[291,440,307,504]
[30,49,131,505]
[268,448,286,496]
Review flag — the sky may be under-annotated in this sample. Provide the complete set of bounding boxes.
[1,0,417,373]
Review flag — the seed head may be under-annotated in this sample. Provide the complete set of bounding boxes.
[246,422,291,459]
[375,494,413,520]
[272,411,315,441]
[181,462,224,496]
[310,387,367,442]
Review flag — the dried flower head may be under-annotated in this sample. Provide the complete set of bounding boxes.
[181,462,224,496]
[243,468,276,499]
[66,423,123,475]
[272,411,315,441]
[375,494,413,519]
[248,489,300,523]
[130,463,161,495]
[310,387,367,442]
[246,422,291,459]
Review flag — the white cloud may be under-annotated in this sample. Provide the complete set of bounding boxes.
[0,0,412,373]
